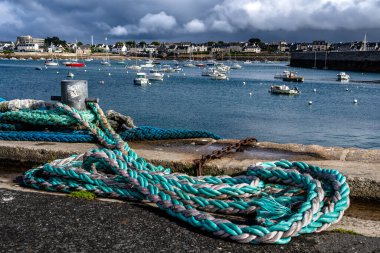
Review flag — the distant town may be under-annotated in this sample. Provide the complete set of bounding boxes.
[0,34,373,58]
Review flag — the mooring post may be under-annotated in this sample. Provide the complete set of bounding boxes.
[61,80,88,110]
[51,80,93,110]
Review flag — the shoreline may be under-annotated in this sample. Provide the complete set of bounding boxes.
[0,52,290,61]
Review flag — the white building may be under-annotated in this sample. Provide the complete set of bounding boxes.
[112,44,127,54]
[15,35,44,52]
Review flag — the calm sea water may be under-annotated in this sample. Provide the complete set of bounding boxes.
[0,59,379,149]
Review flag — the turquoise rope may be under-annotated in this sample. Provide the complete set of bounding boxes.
[18,101,350,244]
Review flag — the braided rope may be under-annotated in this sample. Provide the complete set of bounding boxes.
[20,102,350,244]
[0,99,221,142]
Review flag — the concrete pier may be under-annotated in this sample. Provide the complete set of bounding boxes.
[0,139,379,201]
[290,51,380,72]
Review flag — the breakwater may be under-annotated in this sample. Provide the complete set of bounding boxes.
[290,51,380,72]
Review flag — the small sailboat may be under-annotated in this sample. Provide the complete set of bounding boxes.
[100,38,111,65]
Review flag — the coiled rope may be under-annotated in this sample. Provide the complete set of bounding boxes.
[0,99,221,142]
[17,100,350,244]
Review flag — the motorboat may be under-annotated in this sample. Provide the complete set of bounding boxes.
[337,72,350,81]
[274,70,291,79]
[201,68,217,76]
[35,67,42,70]
[282,71,304,82]
[215,64,230,73]
[183,61,195,67]
[148,70,164,81]
[210,72,228,80]
[159,65,175,73]
[195,62,206,68]
[243,60,252,64]
[230,62,242,69]
[269,85,300,95]
[134,72,149,85]
[67,72,74,78]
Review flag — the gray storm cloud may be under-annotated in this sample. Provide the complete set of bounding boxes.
[0,0,380,42]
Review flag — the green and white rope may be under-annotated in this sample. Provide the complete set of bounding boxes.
[20,101,350,244]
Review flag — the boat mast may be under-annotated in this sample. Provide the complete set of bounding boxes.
[323,51,328,70]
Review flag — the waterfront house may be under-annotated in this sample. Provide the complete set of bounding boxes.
[243,44,261,53]
[312,41,329,51]
[111,43,127,54]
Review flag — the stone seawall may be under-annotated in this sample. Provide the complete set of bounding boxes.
[290,51,380,72]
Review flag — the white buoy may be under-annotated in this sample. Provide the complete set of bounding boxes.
[243,81,246,85]
[98,68,101,71]
[313,89,317,92]
[308,101,313,105]
[249,92,253,96]
[183,73,186,76]
[99,80,105,84]
[346,88,349,91]
[108,73,111,76]
[84,69,87,72]
[353,99,358,104]
[126,71,129,74]
[167,75,170,78]
[56,71,59,74]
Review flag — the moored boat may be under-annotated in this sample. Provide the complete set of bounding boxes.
[134,72,149,85]
[269,85,300,95]
[148,70,164,81]
[66,62,85,67]
[210,72,228,80]
[337,72,350,81]
[283,71,304,82]
[274,70,290,79]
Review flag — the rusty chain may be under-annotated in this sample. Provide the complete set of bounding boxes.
[193,137,257,176]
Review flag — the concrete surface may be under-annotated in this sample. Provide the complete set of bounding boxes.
[1,189,379,253]
[0,139,379,200]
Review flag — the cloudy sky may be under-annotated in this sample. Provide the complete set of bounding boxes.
[1,0,379,44]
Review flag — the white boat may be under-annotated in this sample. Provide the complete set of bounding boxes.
[101,38,111,65]
[134,72,149,85]
[337,72,350,81]
[183,61,195,67]
[140,63,154,68]
[148,70,164,81]
[215,64,230,73]
[45,61,59,66]
[201,68,217,76]
[269,85,300,95]
[84,58,94,62]
[211,72,228,80]
[243,60,252,64]
[127,65,142,71]
[67,72,74,78]
[230,62,242,69]
[159,64,175,73]
[274,70,291,79]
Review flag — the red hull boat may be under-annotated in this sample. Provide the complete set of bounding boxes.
[66,62,85,67]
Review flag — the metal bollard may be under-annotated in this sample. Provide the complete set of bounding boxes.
[60,80,88,110]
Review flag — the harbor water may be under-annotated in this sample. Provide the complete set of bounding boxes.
[0,59,379,149]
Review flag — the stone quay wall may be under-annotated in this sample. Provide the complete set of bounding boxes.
[290,51,380,72]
